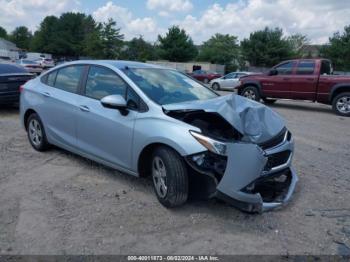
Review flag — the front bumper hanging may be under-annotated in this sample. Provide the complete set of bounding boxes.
[215,129,298,213]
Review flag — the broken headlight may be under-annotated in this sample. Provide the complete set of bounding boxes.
[190,130,227,156]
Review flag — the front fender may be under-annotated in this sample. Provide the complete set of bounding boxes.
[131,116,206,172]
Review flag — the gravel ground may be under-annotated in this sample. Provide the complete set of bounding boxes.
[0,94,349,255]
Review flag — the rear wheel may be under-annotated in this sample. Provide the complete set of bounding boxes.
[263,98,277,104]
[332,92,350,116]
[151,146,188,208]
[203,78,209,84]
[212,83,220,90]
[241,86,261,101]
[26,113,50,151]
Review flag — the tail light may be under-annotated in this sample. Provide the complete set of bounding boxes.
[19,85,24,92]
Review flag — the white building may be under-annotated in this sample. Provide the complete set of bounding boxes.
[0,38,20,60]
[146,61,225,74]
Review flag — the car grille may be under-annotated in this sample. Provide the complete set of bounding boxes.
[259,128,290,150]
[264,150,291,172]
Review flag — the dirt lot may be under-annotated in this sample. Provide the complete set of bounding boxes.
[0,95,349,255]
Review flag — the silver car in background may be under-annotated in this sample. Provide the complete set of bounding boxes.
[210,72,255,91]
[16,59,43,75]
[20,61,298,212]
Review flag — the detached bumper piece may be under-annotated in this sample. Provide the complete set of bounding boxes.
[215,129,298,213]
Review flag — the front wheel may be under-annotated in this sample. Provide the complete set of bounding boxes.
[151,146,188,208]
[241,86,261,101]
[212,83,220,90]
[203,78,209,84]
[332,92,350,116]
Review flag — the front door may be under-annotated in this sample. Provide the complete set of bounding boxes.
[261,61,296,99]
[76,65,137,169]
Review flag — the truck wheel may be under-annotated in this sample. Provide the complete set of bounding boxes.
[332,92,350,116]
[263,98,277,104]
[241,86,261,101]
[203,78,209,84]
[151,146,188,208]
[212,83,220,90]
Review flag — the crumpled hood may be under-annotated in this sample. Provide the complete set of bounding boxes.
[163,94,285,144]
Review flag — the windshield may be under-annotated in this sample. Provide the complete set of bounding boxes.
[122,68,218,105]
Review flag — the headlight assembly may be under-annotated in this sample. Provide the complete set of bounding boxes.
[190,130,227,156]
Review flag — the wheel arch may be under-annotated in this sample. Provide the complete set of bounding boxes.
[330,84,350,103]
[23,109,37,130]
[238,81,263,96]
[137,142,186,178]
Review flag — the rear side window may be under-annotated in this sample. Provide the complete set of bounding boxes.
[275,62,296,75]
[296,61,315,75]
[320,60,332,75]
[42,70,58,86]
[55,66,84,93]
[85,65,128,100]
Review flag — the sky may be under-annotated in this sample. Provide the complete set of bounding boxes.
[1,0,350,44]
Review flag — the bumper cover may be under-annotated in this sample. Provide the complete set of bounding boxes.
[215,130,298,213]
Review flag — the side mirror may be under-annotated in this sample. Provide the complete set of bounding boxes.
[101,95,128,113]
[269,69,278,76]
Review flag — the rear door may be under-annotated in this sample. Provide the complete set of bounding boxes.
[290,60,318,100]
[261,61,296,98]
[39,65,85,149]
[76,65,139,169]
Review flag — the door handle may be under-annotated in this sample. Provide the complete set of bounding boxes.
[306,78,314,81]
[79,105,90,112]
[41,92,51,97]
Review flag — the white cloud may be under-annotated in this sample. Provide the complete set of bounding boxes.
[147,0,193,12]
[0,0,80,33]
[93,1,162,41]
[177,0,350,44]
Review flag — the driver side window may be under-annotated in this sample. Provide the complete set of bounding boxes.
[85,66,127,100]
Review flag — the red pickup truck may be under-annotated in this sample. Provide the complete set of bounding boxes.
[237,59,350,116]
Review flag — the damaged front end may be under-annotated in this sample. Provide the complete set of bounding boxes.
[163,94,298,213]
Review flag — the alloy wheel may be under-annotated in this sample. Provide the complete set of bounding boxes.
[243,90,256,100]
[336,96,350,114]
[152,156,168,198]
[28,119,42,146]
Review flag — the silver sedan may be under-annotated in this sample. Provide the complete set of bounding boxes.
[20,61,297,212]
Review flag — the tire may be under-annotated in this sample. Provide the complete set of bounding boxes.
[151,146,188,208]
[203,78,209,84]
[263,98,277,104]
[212,83,220,90]
[26,113,50,151]
[332,92,350,116]
[241,86,261,101]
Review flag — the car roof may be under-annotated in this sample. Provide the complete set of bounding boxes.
[63,60,164,70]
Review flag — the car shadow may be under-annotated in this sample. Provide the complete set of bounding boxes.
[51,146,254,218]
[268,101,333,115]
[0,104,19,116]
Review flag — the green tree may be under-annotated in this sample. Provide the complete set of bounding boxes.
[197,33,240,71]
[0,26,7,39]
[31,13,107,58]
[100,18,124,59]
[287,33,309,56]
[120,36,158,61]
[9,26,32,50]
[241,27,294,67]
[320,25,350,71]
[158,26,198,62]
